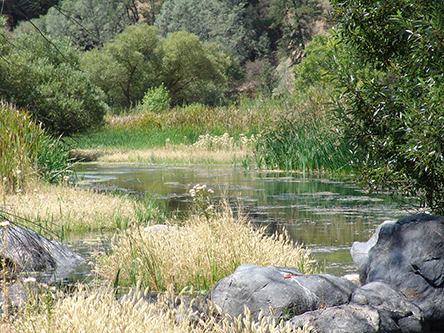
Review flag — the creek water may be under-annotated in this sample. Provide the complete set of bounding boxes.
[71,163,412,278]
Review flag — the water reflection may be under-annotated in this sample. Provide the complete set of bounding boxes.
[74,163,412,276]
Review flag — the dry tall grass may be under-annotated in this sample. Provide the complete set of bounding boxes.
[8,284,309,333]
[0,181,159,234]
[72,132,258,164]
[95,202,315,292]
[76,146,248,164]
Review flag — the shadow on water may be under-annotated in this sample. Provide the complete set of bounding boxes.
[72,163,417,277]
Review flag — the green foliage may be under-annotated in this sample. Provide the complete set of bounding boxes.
[0,30,106,136]
[1,0,58,26]
[268,0,324,62]
[255,87,352,174]
[139,84,171,114]
[0,102,71,193]
[39,0,131,50]
[256,61,279,97]
[155,0,251,63]
[157,31,230,106]
[331,0,444,212]
[294,33,335,91]
[81,23,160,110]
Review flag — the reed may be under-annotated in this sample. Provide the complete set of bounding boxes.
[95,201,315,292]
[255,87,353,174]
[69,93,354,173]
[0,102,72,193]
[68,97,281,152]
[9,284,309,333]
[0,102,44,193]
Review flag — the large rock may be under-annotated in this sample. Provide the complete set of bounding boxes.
[350,219,396,274]
[0,225,84,278]
[357,213,444,330]
[206,264,357,320]
[290,281,428,333]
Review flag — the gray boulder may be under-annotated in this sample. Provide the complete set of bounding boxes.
[206,264,357,320]
[0,225,84,278]
[350,219,396,275]
[290,304,380,333]
[290,281,428,333]
[357,213,444,330]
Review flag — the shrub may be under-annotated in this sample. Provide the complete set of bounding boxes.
[0,30,106,136]
[139,84,171,113]
[331,0,444,212]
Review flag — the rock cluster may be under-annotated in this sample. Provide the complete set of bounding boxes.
[205,213,444,332]
[119,213,444,332]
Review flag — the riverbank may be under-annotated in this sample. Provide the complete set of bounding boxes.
[0,178,315,332]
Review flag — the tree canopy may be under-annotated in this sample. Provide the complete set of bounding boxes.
[331,0,444,213]
[39,0,131,50]
[81,23,160,110]
[81,24,230,109]
[0,29,105,135]
[155,0,252,63]
[157,31,230,105]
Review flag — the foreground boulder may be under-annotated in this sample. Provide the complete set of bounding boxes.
[356,213,444,330]
[290,281,428,333]
[206,264,357,321]
[0,224,84,277]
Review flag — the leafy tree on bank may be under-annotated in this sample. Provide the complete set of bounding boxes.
[156,31,229,106]
[331,0,444,213]
[82,25,229,108]
[0,29,105,136]
[81,23,160,111]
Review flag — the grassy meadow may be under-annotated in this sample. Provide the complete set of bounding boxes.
[68,89,352,173]
[0,93,341,332]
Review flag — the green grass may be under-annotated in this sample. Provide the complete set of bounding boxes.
[69,92,354,174]
[254,86,354,174]
[68,127,200,150]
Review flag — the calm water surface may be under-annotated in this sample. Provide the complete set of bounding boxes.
[72,163,413,277]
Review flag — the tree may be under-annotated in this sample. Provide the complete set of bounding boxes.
[156,31,230,105]
[82,26,229,108]
[1,0,59,29]
[155,0,252,63]
[39,0,131,50]
[0,30,105,136]
[331,0,444,213]
[81,23,160,110]
[268,0,325,63]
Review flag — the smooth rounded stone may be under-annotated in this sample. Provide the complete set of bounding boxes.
[350,219,396,275]
[0,225,84,277]
[351,282,428,333]
[289,304,380,333]
[288,282,429,333]
[206,264,357,321]
[360,213,444,329]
